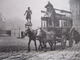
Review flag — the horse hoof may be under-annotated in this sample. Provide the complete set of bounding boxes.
[53,48,56,50]
[35,49,38,52]
[50,47,53,51]
[36,50,38,52]
[27,50,30,52]
[44,49,47,52]
[44,50,47,52]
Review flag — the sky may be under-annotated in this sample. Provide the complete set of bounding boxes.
[0,0,70,29]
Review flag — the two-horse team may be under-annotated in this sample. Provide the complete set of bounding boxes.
[23,2,80,52]
[23,27,80,52]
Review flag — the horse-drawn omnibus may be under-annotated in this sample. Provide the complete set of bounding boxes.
[41,1,73,49]
[22,2,80,52]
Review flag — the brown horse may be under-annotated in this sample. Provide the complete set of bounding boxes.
[25,28,37,52]
[37,28,56,51]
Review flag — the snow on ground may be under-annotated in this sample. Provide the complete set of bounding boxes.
[1,50,80,60]
[28,51,80,60]
[0,36,80,60]
[0,36,40,51]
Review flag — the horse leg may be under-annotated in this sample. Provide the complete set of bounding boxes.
[49,41,53,51]
[54,42,56,50]
[38,41,43,51]
[38,41,41,50]
[75,37,79,44]
[43,41,47,52]
[28,39,31,52]
[75,39,78,44]
[53,41,56,50]
[34,40,37,51]
[69,38,73,47]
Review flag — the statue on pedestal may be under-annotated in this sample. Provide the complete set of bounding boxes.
[24,7,32,28]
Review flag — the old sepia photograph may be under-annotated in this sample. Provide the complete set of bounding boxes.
[0,0,80,60]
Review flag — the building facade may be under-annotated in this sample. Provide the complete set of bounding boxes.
[41,2,72,31]
[70,0,80,32]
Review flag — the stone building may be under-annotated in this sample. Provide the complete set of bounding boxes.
[70,0,80,32]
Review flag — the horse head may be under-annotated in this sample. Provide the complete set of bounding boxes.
[25,28,31,36]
